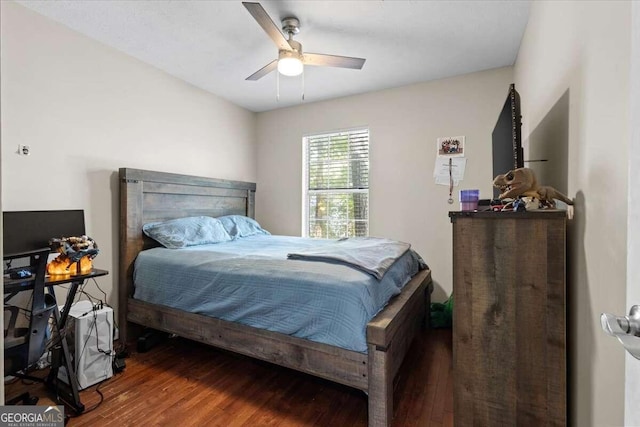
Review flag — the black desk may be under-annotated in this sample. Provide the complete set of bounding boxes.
[4,267,109,413]
[4,268,108,294]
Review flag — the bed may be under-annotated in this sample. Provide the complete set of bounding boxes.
[118,167,433,427]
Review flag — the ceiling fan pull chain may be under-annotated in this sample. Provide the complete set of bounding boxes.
[276,68,280,102]
[302,70,305,101]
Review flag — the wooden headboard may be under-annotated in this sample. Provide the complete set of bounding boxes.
[118,168,256,340]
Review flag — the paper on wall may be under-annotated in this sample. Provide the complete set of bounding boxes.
[433,157,466,186]
[435,175,460,186]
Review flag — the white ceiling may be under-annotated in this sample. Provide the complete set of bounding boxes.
[17,0,531,113]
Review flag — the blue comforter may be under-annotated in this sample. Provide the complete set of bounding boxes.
[133,235,426,353]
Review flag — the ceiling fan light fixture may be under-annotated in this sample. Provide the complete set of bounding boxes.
[278,50,303,76]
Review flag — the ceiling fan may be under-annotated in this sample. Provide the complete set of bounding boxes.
[243,2,366,81]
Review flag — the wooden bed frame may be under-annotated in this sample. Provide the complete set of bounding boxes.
[118,167,433,427]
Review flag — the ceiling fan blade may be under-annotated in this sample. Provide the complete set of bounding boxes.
[242,2,292,52]
[303,53,366,70]
[246,59,278,81]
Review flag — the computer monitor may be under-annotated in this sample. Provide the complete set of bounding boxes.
[3,210,85,256]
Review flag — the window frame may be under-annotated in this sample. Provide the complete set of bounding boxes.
[302,127,370,238]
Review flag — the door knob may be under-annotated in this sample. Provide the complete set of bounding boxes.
[601,305,640,360]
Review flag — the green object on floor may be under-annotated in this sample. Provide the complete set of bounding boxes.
[430,294,453,328]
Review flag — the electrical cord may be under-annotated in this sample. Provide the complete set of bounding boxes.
[77,308,113,362]
[84,278,120,335]
[78,283,127,353]
[90,278,108,305]
[65,376,108,419]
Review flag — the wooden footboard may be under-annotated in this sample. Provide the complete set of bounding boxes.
[367,268,432,426]
[119,168,434,427]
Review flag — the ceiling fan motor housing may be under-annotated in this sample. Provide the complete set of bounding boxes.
[281,17,300,36]
[284,39,302,55]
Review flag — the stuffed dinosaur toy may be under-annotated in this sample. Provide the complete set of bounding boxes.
[493,167,573,207]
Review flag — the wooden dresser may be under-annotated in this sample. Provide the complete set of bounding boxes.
[449,210,566,426]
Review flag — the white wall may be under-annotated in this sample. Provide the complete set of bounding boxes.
[256,67,513,301]
[626,3,640,425]
[1,2,256,315]
[514,1,631,425]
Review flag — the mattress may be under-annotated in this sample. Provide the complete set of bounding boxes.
[133,235,426,352]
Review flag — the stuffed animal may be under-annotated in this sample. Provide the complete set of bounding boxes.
[493,167,573,208]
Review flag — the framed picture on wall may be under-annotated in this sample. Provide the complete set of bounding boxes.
[437,136,465,157]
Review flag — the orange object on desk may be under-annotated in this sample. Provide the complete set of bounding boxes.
[46,255,92,276]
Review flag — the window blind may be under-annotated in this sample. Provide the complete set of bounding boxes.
[304,128,369,239]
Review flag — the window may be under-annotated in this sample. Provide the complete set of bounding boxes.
[303,128,369,238]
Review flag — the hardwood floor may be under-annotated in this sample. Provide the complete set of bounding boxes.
[5,329,453,426]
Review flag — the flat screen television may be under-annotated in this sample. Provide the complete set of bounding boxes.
[492,83,523,198]
[3,210,85,256]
